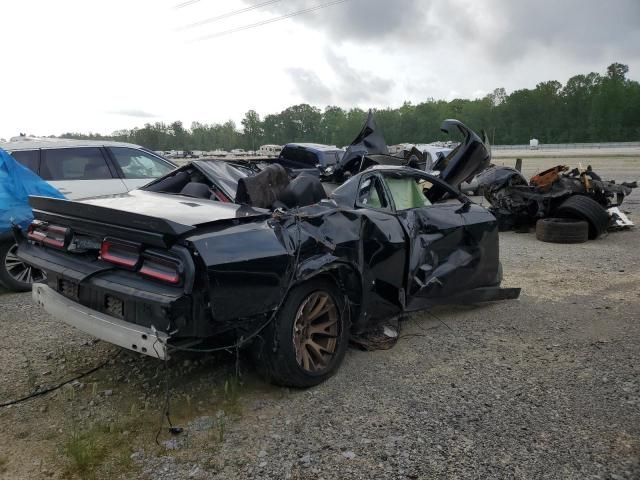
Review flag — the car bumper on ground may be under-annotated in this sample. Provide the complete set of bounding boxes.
[32,283,169,359]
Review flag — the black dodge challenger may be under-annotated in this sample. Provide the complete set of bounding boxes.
[17,121,519,387]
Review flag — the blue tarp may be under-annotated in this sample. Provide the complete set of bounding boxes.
[0,147,65,232]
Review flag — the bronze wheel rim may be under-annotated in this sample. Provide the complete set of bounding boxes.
[292,291,339,373]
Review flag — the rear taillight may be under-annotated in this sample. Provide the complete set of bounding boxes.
[28,221,70,249]
[139,252,183,285]
[100,238,141,269]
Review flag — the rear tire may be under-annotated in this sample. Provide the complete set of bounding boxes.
[535,218,589,244]
[253,279,349,388]
[0,241,45,292]
[554,195,610,239]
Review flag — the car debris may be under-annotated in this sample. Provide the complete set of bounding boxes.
[608,206,634,229]
[327,114,491,193]
[476,163,637,238]
[16,124,520,388]
[324,110,389,181]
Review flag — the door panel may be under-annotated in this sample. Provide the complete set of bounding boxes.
[48,180,127,200]
[121,178,153,191]
[355,174,407,323]
[398,201,500,306]
[399,203,476,300]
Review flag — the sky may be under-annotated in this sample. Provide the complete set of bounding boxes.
[1,0,639,140]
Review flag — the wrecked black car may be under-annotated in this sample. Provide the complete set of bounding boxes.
[476,164,637,238]
[17,143,519,387]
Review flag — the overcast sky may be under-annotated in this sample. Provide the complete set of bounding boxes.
[1,0,639,140]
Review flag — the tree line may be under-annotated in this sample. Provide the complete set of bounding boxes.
[61,63,639,150]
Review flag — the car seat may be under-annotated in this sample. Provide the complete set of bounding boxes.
[236,163,290,209]
[276,173,327,209]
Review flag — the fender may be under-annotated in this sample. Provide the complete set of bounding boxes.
[294,254,363,324]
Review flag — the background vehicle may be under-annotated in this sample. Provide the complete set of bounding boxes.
[258,144,282,156]
[0,139,176,291]
[278,143,344,174]
[1,139,176,199]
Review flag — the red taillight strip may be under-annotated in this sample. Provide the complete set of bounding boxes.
[100,238,141,269]
[139,253,182,285]
[27,222,69,249]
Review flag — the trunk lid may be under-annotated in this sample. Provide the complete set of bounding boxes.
[29,190,269,247]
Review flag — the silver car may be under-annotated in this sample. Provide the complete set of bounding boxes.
[0,138,176,291]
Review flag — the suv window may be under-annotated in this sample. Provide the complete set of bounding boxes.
[10,150,39,174]
[41,148,113,180]
[357,176,391,211]
[109,147,174,179]
[280,147,318,166]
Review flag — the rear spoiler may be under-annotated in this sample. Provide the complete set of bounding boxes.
[29,196,196,248]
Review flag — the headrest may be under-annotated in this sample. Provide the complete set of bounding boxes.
[278,173,327,209]
[236,163,290,209]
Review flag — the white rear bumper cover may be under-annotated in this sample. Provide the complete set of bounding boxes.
[32,283,169,359]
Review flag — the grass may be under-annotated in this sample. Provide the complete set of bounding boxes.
[222,375,242,416]
[60,414,151,479]
[63,427,107,477]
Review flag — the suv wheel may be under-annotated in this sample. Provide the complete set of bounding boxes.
[0,241,45,292]
[254,279,349,388]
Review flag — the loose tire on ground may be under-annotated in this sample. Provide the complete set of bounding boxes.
[253,278,349,388]
[535,218,589,244]
[554,195,610,239]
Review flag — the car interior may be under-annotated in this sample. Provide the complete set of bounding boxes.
[145,163,328,210]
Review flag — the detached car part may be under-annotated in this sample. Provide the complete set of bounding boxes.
[555,195,611,239]
[535,218,588,244]
[330,117,491,193]
[477,164,636,237]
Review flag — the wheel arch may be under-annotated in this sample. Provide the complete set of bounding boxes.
[294,260,363,329]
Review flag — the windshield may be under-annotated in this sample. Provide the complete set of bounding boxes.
[195,160,249,199]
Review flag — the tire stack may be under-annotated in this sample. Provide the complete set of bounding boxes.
[535,195,611,244]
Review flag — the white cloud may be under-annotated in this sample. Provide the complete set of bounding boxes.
[0,0,637,139]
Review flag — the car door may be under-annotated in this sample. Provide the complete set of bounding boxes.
[354,173,407,318]
[40,147,128,200]
[379,171,496,308]
[107,147,176,191]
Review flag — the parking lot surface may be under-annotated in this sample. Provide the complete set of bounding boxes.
[0,158,638,479]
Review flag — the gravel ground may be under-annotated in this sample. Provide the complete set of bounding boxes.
[0,159,638,479]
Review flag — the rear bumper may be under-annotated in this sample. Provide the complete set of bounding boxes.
[32,283,169,359]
